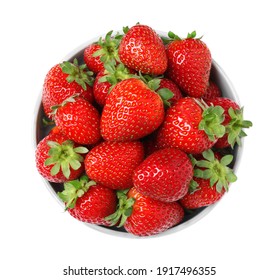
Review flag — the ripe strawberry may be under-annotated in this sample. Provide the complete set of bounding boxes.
[203,80,222,100]
[85,141,144,190]
[42,59,94,118]
[205,97,253,148]
[118,24,167,75]
[84,30,121,73]
[157,78,183,105]
[133,148,193,202]
[93,69,111,106]
[35,132,88,183]
[58,176,117,225]
[52,96,101,145]
[101,78,164,141]
[180,149,237,209]
[165,31,211,97]
[106,188,184,237]
[156,97,225,154]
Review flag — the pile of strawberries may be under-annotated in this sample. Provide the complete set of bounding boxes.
[35,24,252,237]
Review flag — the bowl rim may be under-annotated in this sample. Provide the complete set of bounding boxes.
[33,30,243,238]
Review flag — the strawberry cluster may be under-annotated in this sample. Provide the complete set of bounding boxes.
[35,24,252,237]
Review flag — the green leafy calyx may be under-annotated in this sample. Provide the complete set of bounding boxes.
[58,175,96,210]
[195,99,226,141]
[99,62,137,89]
[93,30,122,65]
[44,140,88,179]
[60,58,94,90]
[193,149,237,192]
[226,107,253,147]
[105,189,135,227]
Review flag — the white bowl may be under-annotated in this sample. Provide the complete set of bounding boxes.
[34,31,242,238]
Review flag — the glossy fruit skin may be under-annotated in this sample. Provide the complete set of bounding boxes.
[85,141,144,190]
[124,188,184,236]
[166,38,211,97]
[84,44,104,73]
[101,78,164,141]
[42,64,93,119]
[35,133,84,183]
[54,97,101,145]
[180,178,225,209]
[203,80,222,100]
[158,78,183,105]
[156,97,215,154]
[68,184,117,225]
[93,70,111,106]
[133,148,193,202]
[206,97,239,148]
[119,25,167,75]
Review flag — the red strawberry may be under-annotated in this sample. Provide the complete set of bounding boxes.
[42,59,94,118]
[53,96,101,145]
[165,31,211,97]
[156,97,225,154]
[35,132,88,183]
[101,78,164,141]
[203,80,222,100]
[157,78,183,105]
[118,24,167,75]
[106,188,184,237]
[180,149,237,209]
[85,141,144,190]
[133,148,193,202]
[205,97,253,148]
[84,30,121,73]
[93,70,111,106]
[58,176,117,225]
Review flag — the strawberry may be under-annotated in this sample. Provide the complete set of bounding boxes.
[118,24,167,75]
[101,78,164,141]
[52,96,101,145]
[165,31,211,97]
[85,141,144,190]
[84,30,121,73]
[93,69,111,106]
[58,175,117,225]
[156,97,225,154]
[157,78,183,105]
[35,132,88,183]
[133,148,193,202]
[106,188,184,237]
[203,80,222,100]
[205,97,253,148]
[180,149,237,209]
[42,59,94,118]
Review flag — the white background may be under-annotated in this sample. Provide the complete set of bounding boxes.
[1,0,278,279]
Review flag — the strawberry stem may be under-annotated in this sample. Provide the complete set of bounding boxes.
[44,140,88,179]
[60,58,94,90]
[105,189,135,227]
[58,175,96,210]
[193,149,237,193]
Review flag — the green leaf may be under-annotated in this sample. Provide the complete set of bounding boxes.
[73,147,89,154]
[202,149,215,162]
[61,161,70,179]
[69,159,81,170]
[157,88,174,101]
[220,155,233,166]
[51,162,61,176]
